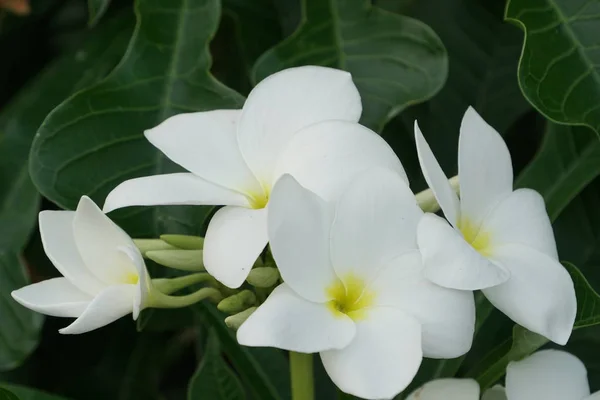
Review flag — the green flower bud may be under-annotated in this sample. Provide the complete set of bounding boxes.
[217,290,256,314]
[416,175,459,213]
[160,234,204,250]
[225,307,257,330]
[134,239,176,256]
[246,267,280,288]
[146,249,204,271]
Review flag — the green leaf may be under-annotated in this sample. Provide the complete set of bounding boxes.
[188,329,245,400]
[88,0,112,27]
[0,385,69,400]
[0,387,19,400]
[565,262,600,329]
[252,0,448,132]
[29,0,244,238]
[505,0,600,135]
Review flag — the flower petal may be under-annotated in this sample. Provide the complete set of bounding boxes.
[330,168,422,281]
[59,284,136,334]
[321,308,422,400]
[118,245,149,320]
[12,278,92,318]
[505,350,590,400]
[418,213,509,290]
[237,284,355,352]
[406,379,480,400]
[274,120,407,202]
[203,206,268,288]
[483,245,576,345]
[268,174,337,303]
[237,66,362,181]
[482,189,558,259]
[103,173,250,213]
[73,196,140,285]
[370,251,475,358]
[459,107,513,226]
[39,210,105,295]
[414,121,460,227]
[144,110,262,195]
[481,385,507,400]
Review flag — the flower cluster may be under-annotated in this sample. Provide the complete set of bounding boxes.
[12,66,577,399]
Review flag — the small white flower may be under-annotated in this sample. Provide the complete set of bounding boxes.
[12,196,149,334]
[237,168,475,400]
[103,66,405,289]
[406,378,480,400]
[414,107,576,344]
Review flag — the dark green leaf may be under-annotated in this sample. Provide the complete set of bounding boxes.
[0,387,20,400]
[0,385,68,400]
[505,0,600,135]
[252,0,448,132]
[29,0,244,238]
[88,0,112,27]
[188,329,245,400]
[565,262,600,329]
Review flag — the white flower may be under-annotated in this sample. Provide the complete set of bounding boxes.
[406,378,480,400]
[414,107,576,344]
[103,66,405,289]
[12,196,149,334]
[237,168,475,400]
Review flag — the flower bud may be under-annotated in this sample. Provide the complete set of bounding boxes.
[134,239,176,256]
[217,290,256,314]
[415,175,459,213]
[160,234,204,250]
[146,249,204,271]
[246,267,280,288]
[225,307,257,330]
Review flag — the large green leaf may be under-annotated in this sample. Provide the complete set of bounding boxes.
[187,329,245,400]
[88,0,112,26]
[252,0,448,132]
[505,0,600,135]
[0,385,68,400]
[29,0,244,238]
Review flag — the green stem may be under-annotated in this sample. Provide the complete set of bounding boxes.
[152,273,215,295]
[148,286,222,309]
[290,352,314,400]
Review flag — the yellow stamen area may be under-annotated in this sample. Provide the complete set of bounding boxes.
[326,273,376,321]
[458,217,492,257]
[123,272,139,285]
[247,184,270,209]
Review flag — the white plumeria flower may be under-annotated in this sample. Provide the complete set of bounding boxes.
[103,66,405,289]
[414,107,576,344]
[408,350,600,400]
[12,196,149,334]
[237,168,475,400]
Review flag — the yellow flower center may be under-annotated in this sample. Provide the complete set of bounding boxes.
[458,217,491,257]
[123,271,139,285]
[326,273,376,321]
[246,183,270,209]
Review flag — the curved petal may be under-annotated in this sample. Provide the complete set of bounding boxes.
[321,308,422,400]
[118,245,149,319]
[459,107,513,227]
[237,284,355,352]
[330,168,422,281]
[268,174,337,303]
[370,251,475,358]
[274,120,406,202]
[587,392,600,399]
[483,245,576,345]
[481,385,507,400]
[203,206,268,288]
[418,213,509,290]
[59,284,136,334]
[12,278,92,318]
[237,66,362,181]
[414,121,460,227]
[144,110,262,195]
[39,210,106,295]
[505,350,590,400]
[482,189,558,259]
[74,196,139,285]
[406,379,480,400]
[103,173,250,213]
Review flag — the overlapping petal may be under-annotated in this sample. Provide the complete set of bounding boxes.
[11,278,91,318]
[406,379,480,400]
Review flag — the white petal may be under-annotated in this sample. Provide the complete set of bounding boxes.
[406,379,480,400]
[586,392,600,399]
[39,210,106,295]
[274,120,406,202]
[483,245,576,345]
[118,245,149,319]
[59,284,136,334]
[73,196,139,285]
[267,175,337,303]
[321,308,422,400]
[203,206,268,288]
[103,173,250,213]
[237,66,362,181]
[482,189,558,259]
[414,121,460,227]
[370,251,475,358]
[505,350,590,400]
[144,110,262,195]
[237,284,355,352]
[330,168,422,281]
[481,385,507,400]
[459,107,513,226]
[11,278,92,318]
[418,213,509,290]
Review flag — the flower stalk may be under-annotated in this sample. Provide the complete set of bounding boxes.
[290,352,314,400]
